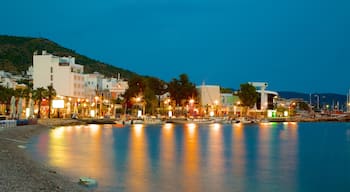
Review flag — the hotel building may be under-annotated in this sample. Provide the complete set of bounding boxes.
[33,50,85,98]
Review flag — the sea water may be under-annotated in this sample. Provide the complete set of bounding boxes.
[27,122,350,192]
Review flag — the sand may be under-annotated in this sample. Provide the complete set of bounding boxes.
[0,119,92,192]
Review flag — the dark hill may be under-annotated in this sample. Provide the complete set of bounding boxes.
[0,35,138,78]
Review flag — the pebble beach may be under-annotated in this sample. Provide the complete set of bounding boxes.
[0,119,90,192]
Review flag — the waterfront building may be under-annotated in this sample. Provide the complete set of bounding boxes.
[101,74,129,99]
[0,71,16,89]
[255,90,279,111]
[33,50,85,98]
[196,85,221,107]
[221,93,240,115]
[84,72,104,100]
[0,70,27,89]
[196,85,221,116]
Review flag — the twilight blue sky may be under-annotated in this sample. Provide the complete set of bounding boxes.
[1,0,350,94]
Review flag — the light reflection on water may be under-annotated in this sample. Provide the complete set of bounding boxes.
[27,122,350,192]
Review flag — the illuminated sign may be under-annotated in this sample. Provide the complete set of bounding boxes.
[52,100,65,109]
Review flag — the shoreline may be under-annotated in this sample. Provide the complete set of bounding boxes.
[0,119,90,192]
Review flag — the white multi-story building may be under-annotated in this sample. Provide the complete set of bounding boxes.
[33,50,85,98]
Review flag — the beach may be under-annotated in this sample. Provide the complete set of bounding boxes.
[0,119,90,192]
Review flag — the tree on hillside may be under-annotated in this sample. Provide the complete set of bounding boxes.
[0,35,139,78]
[238,83,258,115]
[168,74,197,106]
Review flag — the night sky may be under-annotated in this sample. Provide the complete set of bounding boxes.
[2,0,350,94]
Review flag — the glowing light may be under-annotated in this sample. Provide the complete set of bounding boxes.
[52,100,64,108]
[135,97,141,102]
[90,110,96,117]
[25,108,30,118]
[137,110,142,118]
[209,111,214,117]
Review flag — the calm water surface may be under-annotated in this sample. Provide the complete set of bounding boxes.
[27,122,350,192]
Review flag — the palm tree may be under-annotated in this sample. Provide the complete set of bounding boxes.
[33,87,46,118]
[0,85,15,115]
[47,85,56,118]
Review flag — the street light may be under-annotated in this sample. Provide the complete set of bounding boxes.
[314,95,320,110]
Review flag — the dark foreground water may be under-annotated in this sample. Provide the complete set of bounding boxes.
[27,122,350,192]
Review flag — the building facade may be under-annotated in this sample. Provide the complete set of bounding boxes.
[33,50,85,98]
[84,72,104,100]
[196,85,221,107]
[102,77,129,99]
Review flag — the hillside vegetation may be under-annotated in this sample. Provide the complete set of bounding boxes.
[0,35,138,78]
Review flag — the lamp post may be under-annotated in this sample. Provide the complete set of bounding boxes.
[189,99,194,116]
[95,96,99,118]
[314,95,320,111]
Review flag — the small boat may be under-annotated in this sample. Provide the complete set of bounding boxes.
[144,118,164,124]
[132,119,144,124]
[233,117,258,124]
[165,118,189,124]
[188,118,215,124]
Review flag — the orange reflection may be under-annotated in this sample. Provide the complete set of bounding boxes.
[186,123,197,137]
[183,123,200,191]
[48,125,115,187]
[257,122,271,182]
[159,123,176,185]
[259,122,272,128]
[133,124,144,138]
[231,124,246,189]
[208,123,224,191]
[126,124,150,191]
